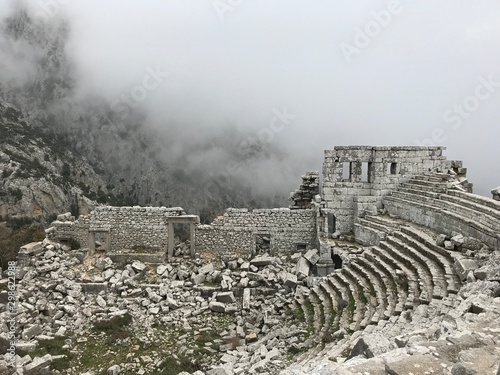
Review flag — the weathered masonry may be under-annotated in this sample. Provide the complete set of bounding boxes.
[320,146,471,235]
[51,173,321,258]
[51,207,197,256]
[51,146,499,260]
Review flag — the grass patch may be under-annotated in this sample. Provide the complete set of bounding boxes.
[29,336,75,371]
[369,283,376,298]
[153,355,202,375]
[357,285,368,304]
[93,313,132,344]
[347,296,356,322]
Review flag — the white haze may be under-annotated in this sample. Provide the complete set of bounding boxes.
[4,0,500,196]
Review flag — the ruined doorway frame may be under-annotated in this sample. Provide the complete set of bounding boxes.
[167,216,198,259]
[88,227,111,256]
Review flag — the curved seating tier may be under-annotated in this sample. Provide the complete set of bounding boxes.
[292,214,466,366]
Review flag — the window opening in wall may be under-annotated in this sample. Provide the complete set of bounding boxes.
[332,254,343,269]
[255,234,271,255]
[367,162,373,183]
[327,213,336,236]
[342,162,351,180]
[389,162,397,175]
[361,162,369,182]
[59,238,69,247]
[296,243,307,252]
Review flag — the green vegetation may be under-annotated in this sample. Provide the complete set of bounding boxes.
[93,313,132,344]
[0,218,44,270]
[347,296,356,323]
[154,355,202,375]
[293,307,305,322]
[357,285,368,304]
[7,187,22,202]
[369,283,377,298]
[4,151,49,179]
[29,337,75,371]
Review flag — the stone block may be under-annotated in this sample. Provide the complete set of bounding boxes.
[348,332,393,359]
[250,256,275,267]
[19,242,43,255]
[216,292,236,304]
[24,354,52,374]
[22,325,43,341]
[303,249,319,265]
[198,263,214,275]
[295,257,310,278]
[284,273,298,289]
[209,301,226,313]
[131,261,146,272]
[242,288,251,310]
[454,259,479,281]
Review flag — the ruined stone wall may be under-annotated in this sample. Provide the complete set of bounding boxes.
[52,206,185,251]
[195,208,317,255]
[322,146,450,234]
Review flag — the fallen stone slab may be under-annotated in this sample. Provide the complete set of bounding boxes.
[454,259,479,281]
[385,354,452,375]
[295,257,310,278]
[472,261,500,282]
[19,242,43,256]
[22,325,43,341]
[209,301,226,313]
[250,256,276,267]
[303,249,319,265]
[198,263,215,275]
[24,354,52,374]
[131,261,146,272]
[348,332,393,359]
[284,273,298,289]
[216,292,236,304]
[79,283,108,294]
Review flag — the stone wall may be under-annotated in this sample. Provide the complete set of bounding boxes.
[321,146,454,234]
[195,208,317,256]
[52,206,185,251]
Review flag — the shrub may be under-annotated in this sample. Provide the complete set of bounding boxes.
[8,187,23,202]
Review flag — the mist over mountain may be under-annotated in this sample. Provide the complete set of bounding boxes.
[1,0,499,224]
[0,3,298,222]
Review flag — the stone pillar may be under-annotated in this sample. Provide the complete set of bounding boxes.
[167,222,174,259]
[105,232,111,252]
[88,232,95,256]
[190,222,195,258]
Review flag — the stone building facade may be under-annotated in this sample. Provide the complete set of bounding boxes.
[321,146,469,235]
[51,145,496,260]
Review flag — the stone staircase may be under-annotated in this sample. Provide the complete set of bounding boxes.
[384,174,500,250]
[291,215,466,366]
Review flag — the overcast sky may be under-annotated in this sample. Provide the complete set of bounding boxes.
[5,0,500,196]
